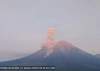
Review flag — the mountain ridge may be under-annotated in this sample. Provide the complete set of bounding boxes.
[0,40,100,71]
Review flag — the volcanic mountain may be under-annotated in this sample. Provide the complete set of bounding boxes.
[0,41,100,71]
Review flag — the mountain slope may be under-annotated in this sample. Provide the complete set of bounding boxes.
[95,54,100,59]
[0,41,100,71]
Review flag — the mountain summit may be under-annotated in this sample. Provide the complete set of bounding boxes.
[42,40,74,57]
[1,40,100,71]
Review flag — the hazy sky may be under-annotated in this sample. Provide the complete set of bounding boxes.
[0,0,100,61]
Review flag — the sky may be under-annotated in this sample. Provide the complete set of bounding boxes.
[0,0,100,61]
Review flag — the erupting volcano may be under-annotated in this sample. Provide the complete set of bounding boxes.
[0,28,100,71]
[43,27,57,57]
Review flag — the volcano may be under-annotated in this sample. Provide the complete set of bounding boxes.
[0,40,100,71]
